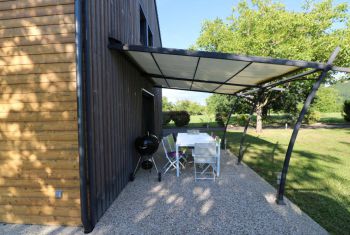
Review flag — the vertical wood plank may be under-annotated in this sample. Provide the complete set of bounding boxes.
[86,0,163,227]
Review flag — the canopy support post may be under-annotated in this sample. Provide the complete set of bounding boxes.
[221,96,239,149]
[276,47,340,205]
[237,89,264,164]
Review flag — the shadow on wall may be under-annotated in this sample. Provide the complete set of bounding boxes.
[0,3,81,225]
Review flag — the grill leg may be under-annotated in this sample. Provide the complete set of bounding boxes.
[130,155,142,181]
[151,156,159,173]
[151,156,161,182]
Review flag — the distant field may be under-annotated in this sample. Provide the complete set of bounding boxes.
[319,112,345,124]
[166,114,218,128]
[164,112,347,128]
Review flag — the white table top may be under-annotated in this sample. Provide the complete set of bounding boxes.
[176,133,214,147]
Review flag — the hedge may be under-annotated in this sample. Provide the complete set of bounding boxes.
[162,111,191,127]
[162,112,172,125]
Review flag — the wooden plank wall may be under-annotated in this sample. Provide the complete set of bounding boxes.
[0,0,81,225]
[86,0,162,225]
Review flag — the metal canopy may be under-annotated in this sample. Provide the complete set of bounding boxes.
[108,38,350,206]
[109,38,350,95]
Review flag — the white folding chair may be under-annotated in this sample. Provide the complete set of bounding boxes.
[214,137,221,177]
[166,134,188,163]
[161,137,186,174]
[193,142,218,181]
[166,134,176,151]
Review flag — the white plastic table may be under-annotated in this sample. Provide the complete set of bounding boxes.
[176,133,219,177]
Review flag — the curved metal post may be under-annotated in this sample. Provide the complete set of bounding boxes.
[237,89,264,164]
[221,96,238,149]
[276,47,340,205]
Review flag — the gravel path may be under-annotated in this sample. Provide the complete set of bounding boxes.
[0,150,327,235]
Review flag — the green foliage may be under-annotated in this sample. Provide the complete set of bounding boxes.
[162,97,205,115]
[235,114,250,126]
[208,94,251,126]
[162,112,172,125]
[162,111,191,127]
[215,113,227,126]
[199,107,215,126]
[173,100,204,115]
[304,110,321,124]
[195,0,350,68]
[171,111,191,127]
[312,86,342,113]
[268,82,311,116]
[195,0,350,116]
[207,94,251,119]
[162,97,174,111]
[342,100,350,122]
[332,80,350,101]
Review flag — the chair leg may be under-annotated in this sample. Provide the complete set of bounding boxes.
[164,162,174,174]
[201,164,211,175]
[195,163,215,181]
[194,162,197,182]
[163,158,179,174]
[179,160,185,169]
[151,157,159,173]
[162,162,170,171]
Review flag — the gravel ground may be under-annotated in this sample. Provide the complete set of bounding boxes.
[0,150,327,235]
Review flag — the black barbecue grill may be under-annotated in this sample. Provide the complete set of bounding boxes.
[130,133,161,182]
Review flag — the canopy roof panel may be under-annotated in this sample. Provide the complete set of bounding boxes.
[109,39,350,95]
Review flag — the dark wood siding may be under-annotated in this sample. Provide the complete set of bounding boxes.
[85,0,162,225]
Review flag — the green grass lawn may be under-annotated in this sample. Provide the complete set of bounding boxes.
[219,128,350,234]
[319,112,346,124]
[164,112,347,129]
[166,114,219,128]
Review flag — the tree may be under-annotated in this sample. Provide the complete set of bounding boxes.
[188,102,205,115]
[206,94,249,115]
[195,0,350,132]
[206,94,251,125]
[162,97,174,111]
[312,86,343,112]
[173,100,190,111]
[173,100,205,115]
[332,80,350,101]
[163,98,205,115]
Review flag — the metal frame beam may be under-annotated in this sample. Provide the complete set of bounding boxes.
[154,85,241,96]
[238,69,321,96]
[150,53,170,87]
[262,69,320,89]
[108,38,350,99]
[221,96,239,149]
[108,39,350,73]
[214,62,253,92]
[190,57,201,90]
[276,47,340,205]
[237,89,265,164]
[149,73,257,88]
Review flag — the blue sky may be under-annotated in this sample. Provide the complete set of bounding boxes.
[156,0,346,105]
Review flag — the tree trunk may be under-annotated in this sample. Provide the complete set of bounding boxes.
[256,103,263,133]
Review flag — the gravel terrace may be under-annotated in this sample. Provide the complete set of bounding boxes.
[0,150,327,235]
